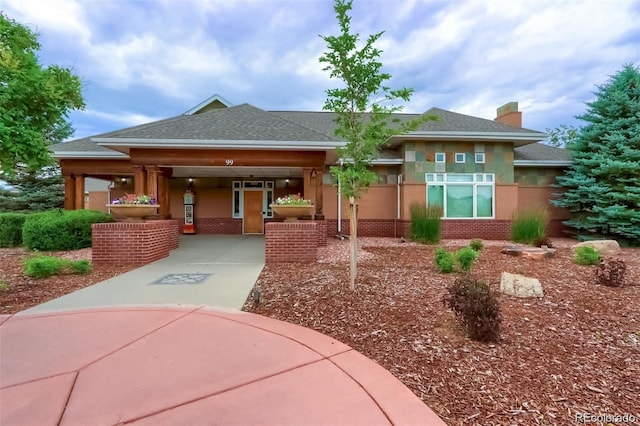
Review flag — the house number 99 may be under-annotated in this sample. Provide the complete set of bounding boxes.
[225,159,234,166]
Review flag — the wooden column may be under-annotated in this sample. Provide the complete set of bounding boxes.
[74,175,85,209]
[315,168,323,215]
[157,173,170,217]
[145,166,159,200]
[64,175,76,210]
[133,166,146,195]
[303,168,316,216]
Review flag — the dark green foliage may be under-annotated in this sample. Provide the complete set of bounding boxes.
[0,213,27,247]
[435,248,455,273]
[553,64,640,243]
[410,203,442,244]
[455,247,479,272]
[595,259,626,287]
[0,165,64,213]
[442,274,501,342]
[574,246,600,265]
[24,255,92,279]
[511,208,549,245]
[469,238,483,251]
[22,210,112,251]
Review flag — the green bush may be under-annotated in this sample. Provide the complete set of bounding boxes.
[442,274,501,342]
[23,209,112,251]
[455,247,479,271]
[410,203,442,244]
[574,246,600,265]
[435,247,456,273]
[24,255,92,278]
[24,256,67,278]
[511,208,549,245]
[0,213,27,247]
[469,238,483,251]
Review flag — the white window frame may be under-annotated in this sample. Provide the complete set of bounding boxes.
[455,153,466,163]
[475,152,485,164]
[425,173,495,219]
[435,152,445,163]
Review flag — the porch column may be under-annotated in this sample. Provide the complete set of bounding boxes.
[315,168,323,216]
[157,171,170,217]
[133,166,146,195]
[63,175,76,210]
[303,168,316,215]
[145,166,159,201]
[74,174,85,210]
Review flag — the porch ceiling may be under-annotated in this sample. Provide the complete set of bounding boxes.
[168,166,304,178]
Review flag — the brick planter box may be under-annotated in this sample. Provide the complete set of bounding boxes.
[92,219,180,266]
[265,222,318,263]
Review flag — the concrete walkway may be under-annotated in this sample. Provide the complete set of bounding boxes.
[21,235,264,315]
[2,235,446,424]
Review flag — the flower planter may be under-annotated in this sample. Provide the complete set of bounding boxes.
[270,204,315,221]
[107,204,160,220]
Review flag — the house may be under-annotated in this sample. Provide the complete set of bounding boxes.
[52,95,571,240]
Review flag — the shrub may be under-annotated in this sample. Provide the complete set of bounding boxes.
[410,203,442,244]
[24,256,92,278]
[435,248,456,273]
[574,246,600,265]
[511,208,549,245]
[455,247,479,272]
[469,238,483,251]
[23,209,112,251]
[442,274,501,342]
[0,213,27,247]
[595,259,626,287]
[24,256,67,278]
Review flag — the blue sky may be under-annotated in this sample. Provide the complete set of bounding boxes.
[3,0,639,141]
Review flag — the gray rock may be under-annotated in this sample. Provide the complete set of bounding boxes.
[572,240,621,256]
[500,272,544,298]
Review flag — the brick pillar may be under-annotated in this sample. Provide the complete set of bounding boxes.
[265,222,318,263]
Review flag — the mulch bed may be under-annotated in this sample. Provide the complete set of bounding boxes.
[244,238,640,425]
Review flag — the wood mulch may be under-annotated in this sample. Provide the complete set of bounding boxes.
[244,238,640,425]
[0,248,137,314]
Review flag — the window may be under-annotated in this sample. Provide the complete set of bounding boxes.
[455,153,466,163]
[475,152,485,163]
[435,152,445,163]
[425,173,494,218]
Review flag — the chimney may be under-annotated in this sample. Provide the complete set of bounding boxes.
[494,101,522,127]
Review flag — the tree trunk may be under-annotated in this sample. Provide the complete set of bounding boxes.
[349,196,357,290]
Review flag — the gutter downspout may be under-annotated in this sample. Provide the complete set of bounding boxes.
[396,174,402,238]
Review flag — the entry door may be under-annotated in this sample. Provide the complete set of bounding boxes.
[243,191,264,234]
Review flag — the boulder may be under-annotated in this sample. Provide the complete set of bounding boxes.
[572,240,621,256]
[500,272,544,298]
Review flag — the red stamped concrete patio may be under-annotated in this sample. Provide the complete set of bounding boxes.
[0,306,444,425]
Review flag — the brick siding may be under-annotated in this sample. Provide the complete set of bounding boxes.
[92,219,180,266]
[193,218,243,234]
[265,222,317,263]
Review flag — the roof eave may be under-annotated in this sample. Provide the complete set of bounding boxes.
[514,160,572,167]
[389,131,547,147]
[93,138,345,151]
[51,151,130,159]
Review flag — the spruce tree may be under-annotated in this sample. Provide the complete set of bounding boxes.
[553,64,640,243]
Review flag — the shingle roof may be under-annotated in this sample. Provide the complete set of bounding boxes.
[514,143,572,162]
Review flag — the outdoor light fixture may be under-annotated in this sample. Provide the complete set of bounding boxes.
[188,177,194,183]
[121,177,127,184]
[311,169,317,178]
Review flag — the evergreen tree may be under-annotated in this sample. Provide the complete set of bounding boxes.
[553,64,640,243]
[0,165,64,212]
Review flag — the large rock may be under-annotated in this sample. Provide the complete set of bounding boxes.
[500,272,544,298]
[501,246,555,260]
[572,240,621,256]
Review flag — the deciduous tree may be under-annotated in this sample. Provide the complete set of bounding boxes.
[319,0,435,289]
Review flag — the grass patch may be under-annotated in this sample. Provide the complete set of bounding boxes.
[410,203,442,244]
[24,255,93,279]
[511,208,549,245]
[574,246,600,265]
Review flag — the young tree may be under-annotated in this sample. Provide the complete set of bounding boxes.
[319,0,434,289]
[0,13,84,178]
[553,64,640,243]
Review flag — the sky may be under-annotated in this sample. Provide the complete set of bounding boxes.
[2,0,639,141]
